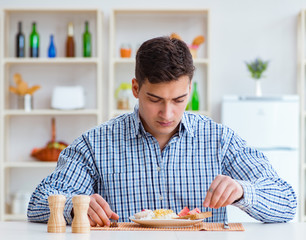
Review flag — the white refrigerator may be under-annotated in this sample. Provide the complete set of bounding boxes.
[221,95,299,222]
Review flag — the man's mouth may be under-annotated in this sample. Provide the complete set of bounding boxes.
[157,121,173,127]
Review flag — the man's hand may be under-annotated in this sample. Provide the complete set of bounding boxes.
[87,194,119,227]
[203,175,244,209]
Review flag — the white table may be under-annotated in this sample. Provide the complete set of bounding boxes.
[1,221,306,240]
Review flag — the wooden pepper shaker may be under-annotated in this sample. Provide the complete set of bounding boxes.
[47,195,66,233]
[72,195,91,233]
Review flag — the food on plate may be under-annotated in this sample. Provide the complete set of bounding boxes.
[133,207,212,220]
[152,209,178,219]
[175,207,212,220]
[174,211,212,220]
[134,209,177,220]
[178,206,190,217]
[188,207,201,215]
[134,209,154,219]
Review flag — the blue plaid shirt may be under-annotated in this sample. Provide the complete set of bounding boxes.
[28,106,297,224]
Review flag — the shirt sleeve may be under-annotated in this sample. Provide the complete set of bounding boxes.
[27,133,99,224]
[221,127,297,223]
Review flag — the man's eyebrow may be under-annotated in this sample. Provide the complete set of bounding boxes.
[146,92,188,100]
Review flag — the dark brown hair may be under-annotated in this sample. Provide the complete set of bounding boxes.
[135,36,195,89]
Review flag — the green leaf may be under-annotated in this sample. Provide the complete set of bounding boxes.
[245,58,269,80]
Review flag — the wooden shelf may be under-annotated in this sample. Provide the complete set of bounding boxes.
[187,110,209,116]
[111,109,133,116]
[112,8,209,14]
[113,58,209,65]
[0,8,103,221]
[194,59,209,64]
[3,8,99,13]
[4,58,99,65]
[113,58,135,64]
[4,214,27,221]
[4,161,57,168]
[111,110,209,118]
[4,109,99,116]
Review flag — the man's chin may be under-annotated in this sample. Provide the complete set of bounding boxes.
[155,126,178,135]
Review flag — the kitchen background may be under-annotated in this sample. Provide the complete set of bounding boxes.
[1,0,303,121]
[0,0,306,222]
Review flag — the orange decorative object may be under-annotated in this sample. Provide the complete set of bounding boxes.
[189,45,199,58]
[120,47,131,58]
[31,118,68,162]
[9,73,40,96]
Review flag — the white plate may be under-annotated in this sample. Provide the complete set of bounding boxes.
[129,217,203,227]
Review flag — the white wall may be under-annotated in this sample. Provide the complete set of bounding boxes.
[1,0,306,122]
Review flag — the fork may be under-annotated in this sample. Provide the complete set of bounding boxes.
[223,208,230,229]
[223,219,230,229]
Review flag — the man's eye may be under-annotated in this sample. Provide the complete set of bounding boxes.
[174,99,184,103]
[149,99,160,103]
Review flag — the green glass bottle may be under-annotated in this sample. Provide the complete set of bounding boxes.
[185,100,191,111]
[83,21,91,57]
[30,22,39,57]
[191,82,199,111]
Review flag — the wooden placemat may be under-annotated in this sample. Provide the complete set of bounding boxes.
[91,222,244,231]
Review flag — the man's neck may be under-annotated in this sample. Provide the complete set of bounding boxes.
[156,126,179,151]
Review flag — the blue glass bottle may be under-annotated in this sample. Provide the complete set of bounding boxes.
[48,35,56,58]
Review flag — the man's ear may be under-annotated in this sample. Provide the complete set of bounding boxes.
[132,78,139,98]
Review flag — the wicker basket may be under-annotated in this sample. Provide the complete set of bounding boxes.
[31,118,67,162]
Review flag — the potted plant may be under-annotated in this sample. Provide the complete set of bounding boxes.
[245,58,269,96]
[9,73,40,111]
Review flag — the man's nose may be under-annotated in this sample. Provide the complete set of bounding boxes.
[160,102,173,119]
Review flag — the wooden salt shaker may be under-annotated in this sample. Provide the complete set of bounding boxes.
[72,195,91,233]
[47,195,66,233]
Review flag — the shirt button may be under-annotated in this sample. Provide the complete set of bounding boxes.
[159,195,163,200]
[157,167,161,172]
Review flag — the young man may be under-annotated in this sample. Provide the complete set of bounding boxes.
[28,36,297,226]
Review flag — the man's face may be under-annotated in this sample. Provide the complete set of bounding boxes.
[132,75,191,141]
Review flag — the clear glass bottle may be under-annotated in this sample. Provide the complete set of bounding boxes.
[30,22,39,58]
[16,21,25,57]
[83,21,91,57]
[66,23,75,57]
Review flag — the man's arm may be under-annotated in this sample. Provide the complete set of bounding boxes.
[219,129,297,223]
[27,134,98,224]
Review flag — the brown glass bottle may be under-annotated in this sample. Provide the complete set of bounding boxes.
[66,23,75,57]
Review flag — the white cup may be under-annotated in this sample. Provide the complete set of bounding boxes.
[12,191,32,215]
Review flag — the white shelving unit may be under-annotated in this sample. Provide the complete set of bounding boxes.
[0,8,103,221]
[298,9,306,222]
[109,9,210,118]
